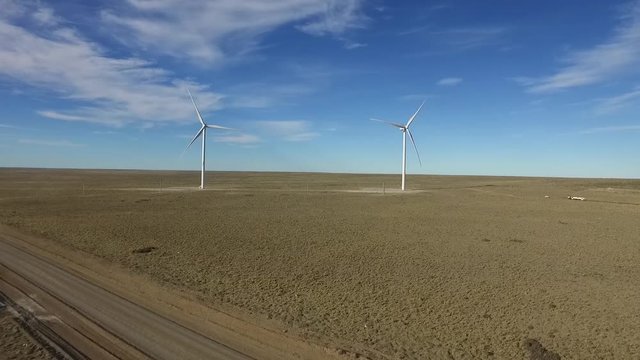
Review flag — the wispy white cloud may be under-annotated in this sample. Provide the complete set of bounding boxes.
[400,93,434,102]
[344,42,367,50]
[398,25,428,36]
[522,2,640,93]
[286,132,319,141]
[428,3,451,12]
[0,0,27,19]
[224,62,336,108]
[213,133,261,144]
[0,1,365,128]
[0,1,222,127]
[226,83,316,109]
[595,87,640,114]
[297,0,368,39]
[18,138,84,147]
[433,26,507,50]
[104,0,367,63]
[437,77,462,86]
[255,120,319,142]
[580,125,640,134]
[32,6,59,26]
[37,111,92,122]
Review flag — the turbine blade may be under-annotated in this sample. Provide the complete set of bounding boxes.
[406,100,426,128]
[407,129,422,166]
[206,124,234,130]
[370,118,405,129]
[187,89,206,126]
[183,126,204,155]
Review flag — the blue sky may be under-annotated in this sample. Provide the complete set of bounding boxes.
[1,0,639,178]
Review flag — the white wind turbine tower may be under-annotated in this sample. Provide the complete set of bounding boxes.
[184,89,232,190]
[371,101,425,191]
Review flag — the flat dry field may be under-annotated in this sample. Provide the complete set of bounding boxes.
[1,168,639,359]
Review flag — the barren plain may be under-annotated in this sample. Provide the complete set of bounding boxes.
[0,168,639,359]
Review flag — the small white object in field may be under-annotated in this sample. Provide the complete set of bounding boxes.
[567,196,585,201]
[544,195,550,198]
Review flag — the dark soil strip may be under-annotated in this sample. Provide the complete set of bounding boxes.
[132,246,157,254]
[524,338,561,360]
[585,199,640,206]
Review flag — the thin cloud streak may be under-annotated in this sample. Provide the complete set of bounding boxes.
[225,82,317,109]
[344,42,367,49]
[18,138,84,147]
[400,93,436,102]
[214,133,261,144]
[437,77,463,86]
[430,26,507,50]
[37,111,93,122]
[402,25,508,52]
[254,120,320,142]
[595,87,640,114]
[523,2,640,93]
[580,125,640,134]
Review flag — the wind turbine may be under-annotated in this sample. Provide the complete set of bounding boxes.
[184,89,232,190]
[371,100,425,191]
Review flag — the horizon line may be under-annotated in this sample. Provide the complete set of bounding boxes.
[1,166,638,181]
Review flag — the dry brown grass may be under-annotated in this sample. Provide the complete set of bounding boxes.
[1,168,639,359]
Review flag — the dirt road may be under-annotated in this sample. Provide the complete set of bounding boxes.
[0,235,254,360]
